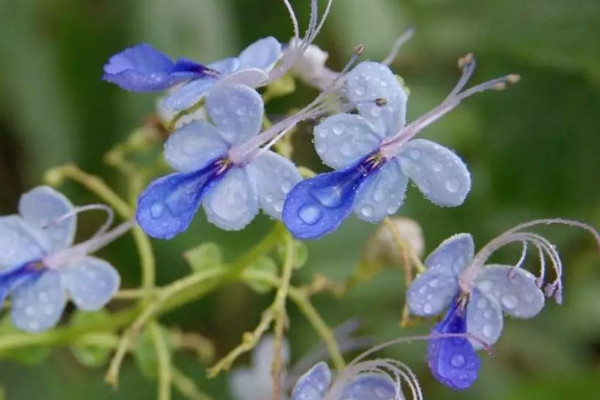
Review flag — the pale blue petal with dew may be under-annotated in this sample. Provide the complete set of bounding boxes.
[62,256,120,311]
[292,362,331,400]
[341,374,399,400]
[164,121,229,173]
[19,186,76,251]
[0,216,49,269]
[237,37,282,70]
[466,288,504,350]
[407,268,459,317]
[397,139,471,207]
[353,160,408,222]
[475,264,545,319]
[313,113,381,169]
[203,168,259,231]
[345,61,408,136]
[424,233,474,276]
[10,270,66,333]
[163,77,217,112]
[247,151,302,220]
[206,83,264,145]
[220,69,270,88]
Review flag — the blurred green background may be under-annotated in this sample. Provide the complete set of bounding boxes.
[1,0,600,398]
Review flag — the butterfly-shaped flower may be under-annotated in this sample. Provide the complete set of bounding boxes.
[136,83,302,239]
[291,361,403,400]
[229,335,291,400]
[0,187,125,332]
[406,219,600,390]
[284,57,518,239]
[102,37,281,113]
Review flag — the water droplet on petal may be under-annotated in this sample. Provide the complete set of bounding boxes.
[446,178,460,193]
[332,123,345,135]
[482,323,495,338]
[423,303,433,314]
[265,194,274,203]
[451,354,466,368]
[150,204,165,219]
[339,142,354,157]
[429,278,439,288]
[236,106,248,116]
[361,205,373,217]
[281,182,292,194]
[298,205,322,225]
[380,80,389,88]
[355,86,366,96]
[476,298,487,309]
[370,107,381,118]
[310,186,342,208]
[274,201,284,213]
[501,294,518,309]
[432,161,443,172]
[410,150,420,159]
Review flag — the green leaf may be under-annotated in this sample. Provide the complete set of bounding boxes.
[246,256,278,294]
[69,311,116,368]
[133,325,172,379]
[184,242,224,272]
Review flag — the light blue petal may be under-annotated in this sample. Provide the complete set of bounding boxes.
[10,270,66,333]
[162,78,216,112]
[292,362,331,400]
[164,121,229,173]
[238,37,282,70]
[397,139,471,207]
[466,288,503,350]
[353,160,408,222]
[62,256,120,311]
[345,61,408,136]
[220,69,270,88]
[19,186,76,251]
[137,163,224,239]
[342,374,398,399]
[283,158,375,239]
[247,151,302,220]
[252,334,290,372]
[313,113,381,169]
[206,83,264,145]
[475,264,545,319]
[208,57,240,75]
[203,168,259,231]
[0,216,49,269]
[424,233,474,276]
[229,368,271,400]
[407,268,459,317]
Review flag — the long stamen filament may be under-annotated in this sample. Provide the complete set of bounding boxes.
[382,28,415,66]
[282,0,300,40]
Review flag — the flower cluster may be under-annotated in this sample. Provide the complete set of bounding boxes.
[1,0,598,399]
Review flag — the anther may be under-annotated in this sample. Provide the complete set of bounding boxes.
[458,53,474,69]
[507,74,521,84]
[375,97,388,106]
[354,44,365,56]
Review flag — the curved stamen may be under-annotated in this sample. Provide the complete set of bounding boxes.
[46,204,115,239]
[282,0,300,40]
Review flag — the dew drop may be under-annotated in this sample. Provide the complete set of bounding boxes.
[37,291,49,302]
[386,206,397,214]
[281,182,292,194]
[446,178,460,193]
[418,286,427,295]
[380,80,389,88]
[482,323,495,338]
[298,205,322,225]
[423,303,433,314]
[24,306,34,316]
[501,293,518,309]
[236,106,248,116]
[450,354,466,368]
[332,123,345,135]
[150,204,165,219]
[264,194,274,203]
[429,278,439,288]
[370,107,381,118]
[483,310,493,319]
[361,205,373,217]
[432,161,443,172]
[212,106,224,116]
[274,201,284,213]
[315,142,327,154]
[372,189,384,202]
[478,280,493,292]
[476,298,487,309]
[410,150,420,159]
[354,86,366,96]
[339,142,354,157]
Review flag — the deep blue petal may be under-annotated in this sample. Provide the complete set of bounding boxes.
[0,262,43,305]
[136,159,228,239]
[282,155,381,239]
[102,44,213,92]
[427,296,481,390]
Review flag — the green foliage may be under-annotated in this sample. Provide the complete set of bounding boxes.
[185,242,224,272]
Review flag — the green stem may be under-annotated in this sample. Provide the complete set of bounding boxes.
[150,322,172,400]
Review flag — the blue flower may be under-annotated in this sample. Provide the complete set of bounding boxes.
[291,362,400,400]
[103,37,282,112]
[283,61,472,239]
[0,187,121,333]
[229,335,290,400]
[407,233,546,390]
[136,83,302,239]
